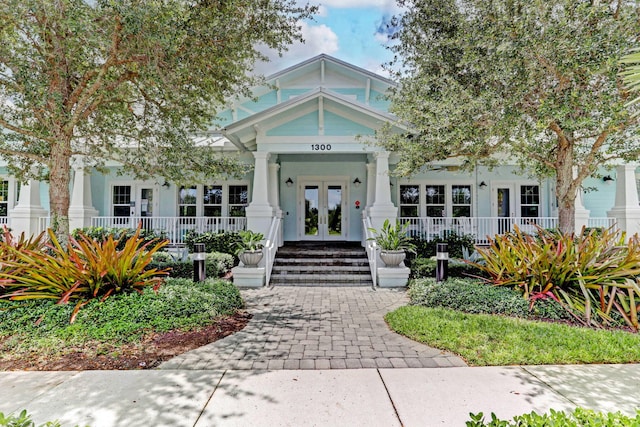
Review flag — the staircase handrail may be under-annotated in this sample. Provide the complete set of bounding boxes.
[363,215,377,288]
[264,215,281,286]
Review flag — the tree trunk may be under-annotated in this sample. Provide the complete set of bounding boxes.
[555,135,576,235]
[48,141,72,246]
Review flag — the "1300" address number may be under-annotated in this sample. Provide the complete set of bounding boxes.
[311,144,332,151]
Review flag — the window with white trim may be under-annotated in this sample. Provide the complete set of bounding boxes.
[425,185,446,217]
[178,186,197,217]
[203,185,222,216]
[228,185,248,217]
[0,181,9,217]
[520,185,540,217]
[112,185,131,217]
[399,185,419,217]
[451,185,472,217]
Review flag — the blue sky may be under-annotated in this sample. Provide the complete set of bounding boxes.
[255,1,403,77]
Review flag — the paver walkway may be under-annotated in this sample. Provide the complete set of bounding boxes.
[159,287,466,370]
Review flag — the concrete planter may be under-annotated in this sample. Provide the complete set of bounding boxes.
[238,250,264,268]
[380,250,406,268]
[377,266,410,288]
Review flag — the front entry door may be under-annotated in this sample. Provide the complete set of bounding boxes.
[493,184,515,234]
[301,181,346,240]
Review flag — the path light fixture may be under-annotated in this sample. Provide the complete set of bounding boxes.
[353,177,361,187]
[285,177,294,187]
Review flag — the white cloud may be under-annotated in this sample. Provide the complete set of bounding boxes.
[253,21,339,75]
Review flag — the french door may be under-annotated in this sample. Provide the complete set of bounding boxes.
[300,181,346,240]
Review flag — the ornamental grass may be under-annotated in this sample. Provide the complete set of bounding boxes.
[471,226,640,331]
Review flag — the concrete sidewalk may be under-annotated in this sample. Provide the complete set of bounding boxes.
[1,364,639,426]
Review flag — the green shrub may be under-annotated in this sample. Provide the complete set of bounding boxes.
[184,231,241,256]
[0,278,244,345]
[0,228,169,322]
[410,231,475,259]
[473,225,640,330]
[467,408,640,426]
[206,252,234,273]
[148,251,234,279]
[0,409,66,427]
[408,257,484,279]
[409,277,569,320]
[72,226,167,251]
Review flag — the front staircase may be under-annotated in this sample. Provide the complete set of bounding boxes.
[269,241,373,287]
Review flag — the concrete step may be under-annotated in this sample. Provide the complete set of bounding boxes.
[270,242,372,287]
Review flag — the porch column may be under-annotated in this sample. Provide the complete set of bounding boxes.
[268,162,284,247]
[368,151,398,230]
[607,164,640,237]
[245,151,273,238]
[574,167,590,234]
[365,162,376,213]
[9,179,48,237]
[69,158,99,232]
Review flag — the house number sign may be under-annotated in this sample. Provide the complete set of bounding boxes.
[311,144,332,151]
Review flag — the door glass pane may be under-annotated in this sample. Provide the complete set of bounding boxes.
[497,188,510,233]
[327,185,342,236]
[304,185,319,236]
[140,188,153,217]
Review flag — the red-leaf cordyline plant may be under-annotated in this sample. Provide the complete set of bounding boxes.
[470,226,640,331]
[0,227,169,322]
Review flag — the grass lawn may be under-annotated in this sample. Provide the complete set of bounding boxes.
[386,305,640,366]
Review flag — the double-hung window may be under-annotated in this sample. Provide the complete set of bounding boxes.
[178,186,197,217]
[425,185,446,217]
[399,185,420,217]
[520,185,540,218]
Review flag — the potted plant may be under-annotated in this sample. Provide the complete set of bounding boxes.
[235,230,265,267]
[368,219,416,267]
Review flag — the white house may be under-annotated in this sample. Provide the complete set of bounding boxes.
[1,54,639,285]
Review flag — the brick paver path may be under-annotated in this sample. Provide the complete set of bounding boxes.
[159,287,467,370]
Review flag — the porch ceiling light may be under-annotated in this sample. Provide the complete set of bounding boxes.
[353,177,361,187]
[285,177,294,187]
[603,175,614,183]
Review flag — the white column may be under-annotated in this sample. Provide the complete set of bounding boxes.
[573,167,590,234]
[368,151,398,230]
[69,159,99,232]
[607,164,640,237]
[268,162,284,247]
[9,179,48,237]
[245,152,274,237]
[365,162,376,213]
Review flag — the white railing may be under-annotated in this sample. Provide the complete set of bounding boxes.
[399,217,559,245]
[264,215,282,287]
[363,216,377,288]
[91,216,247,245]
[587,217,617,230]
[38,217,49,234]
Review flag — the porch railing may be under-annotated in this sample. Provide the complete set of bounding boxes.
[91,216,247,245]
[399,217,559,245]
[264,215,282,287]
[363,216,377,288]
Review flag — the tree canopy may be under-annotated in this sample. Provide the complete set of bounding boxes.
[381,0,640,233]
[0,0,315,238]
